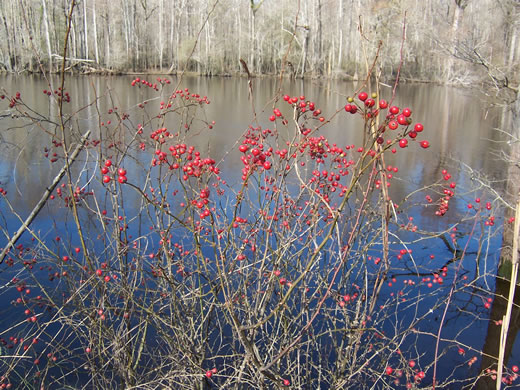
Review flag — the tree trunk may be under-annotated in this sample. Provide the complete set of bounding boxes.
[316,0,322,74]
[445,0,469,83]
[301,27,309,77]
[337,0,343,68]
[105,8,111,68]
[41,0,53,72]
[159,0,163,71]
[168,0,176,73]
[83,0,89,59]
[70,13,77,60]
[1,7,14,71]
[249,5,254,73]
[92,0,99,64]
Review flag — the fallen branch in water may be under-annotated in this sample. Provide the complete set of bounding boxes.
[0,130,91,264]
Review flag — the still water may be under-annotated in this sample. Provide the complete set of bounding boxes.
[0,74,517,389]
[0,75,508,213]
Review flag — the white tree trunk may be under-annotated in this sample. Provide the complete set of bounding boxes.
[445,1,466,83]
[159,0,163,70]
[41,0,53,72]
[92,0,99,64]
[507,24,518,68]
[83,0,89,59]
[337,0,343,68]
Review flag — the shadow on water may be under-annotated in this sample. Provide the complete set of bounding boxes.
[475,277,520,389]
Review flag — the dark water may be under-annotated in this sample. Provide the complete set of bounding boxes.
[0,75,518,388]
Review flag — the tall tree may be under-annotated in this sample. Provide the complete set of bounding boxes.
[41,0,53,71]
[83,0,89,60]
[92,0,99,64]
[445,0,470,82]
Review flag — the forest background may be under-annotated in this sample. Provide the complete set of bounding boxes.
[0,0,518,88]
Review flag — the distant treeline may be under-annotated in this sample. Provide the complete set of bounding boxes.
[0,0,518,84]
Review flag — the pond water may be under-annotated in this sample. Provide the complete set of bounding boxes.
[0,75,508,213]
[0,74,518,389]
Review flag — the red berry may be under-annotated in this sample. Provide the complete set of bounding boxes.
[118,175,127,184]
[386,366,394,375]
[397,114,408,126]
[104,159,112,167]
[118,168,127,176]
[414,123,424,132]
[239,144,249,153]
[512,365,519,373]
[102,175,111,184]
[205,370,213,378]
[101,166,109,174]
[388,120,398,130]
[379,99,388,109]
[282,379,290,386]
[263,161,271,170]
[399,139,408,148]
[365,98,375,107]
[389,106,399,115]
[402,107,412,117]
[420,140,430,149]
[358,92,368,101]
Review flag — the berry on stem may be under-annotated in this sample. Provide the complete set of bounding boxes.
[420,140,430,149]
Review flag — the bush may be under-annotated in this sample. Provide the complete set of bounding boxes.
[0,76,516,390]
